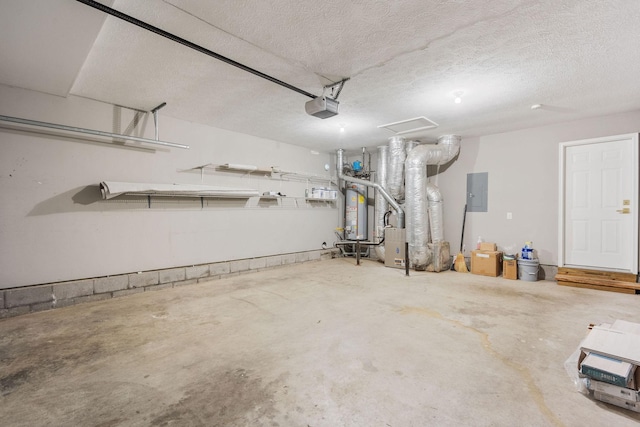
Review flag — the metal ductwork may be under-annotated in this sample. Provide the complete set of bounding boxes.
[387,136,407,201]
[405,135,461,270]
[406,140,420,153]
[336,149,404,230]
[426,182,444,242]
[374,145,389,261]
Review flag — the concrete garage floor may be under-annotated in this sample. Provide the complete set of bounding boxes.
[1,258,639,427]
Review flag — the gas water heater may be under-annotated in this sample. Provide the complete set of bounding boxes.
[345,182,368,241]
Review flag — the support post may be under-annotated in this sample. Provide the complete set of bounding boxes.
[405,242,410,276]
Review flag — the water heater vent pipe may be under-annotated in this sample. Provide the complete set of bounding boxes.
[374,145,389,261]
[336,149,404,229]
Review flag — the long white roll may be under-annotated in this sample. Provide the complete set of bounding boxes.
[99,181,260,199]
[223,163,258,171]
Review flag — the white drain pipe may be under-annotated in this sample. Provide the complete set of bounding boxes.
[405,135,461,270]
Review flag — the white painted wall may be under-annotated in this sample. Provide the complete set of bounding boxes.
[437,110,640,266]
[3,82,638,288]
[0,85,340,289]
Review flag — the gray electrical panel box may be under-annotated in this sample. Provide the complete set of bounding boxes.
[467,172,488,212]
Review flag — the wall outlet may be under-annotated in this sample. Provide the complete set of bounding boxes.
[507,212,513,220]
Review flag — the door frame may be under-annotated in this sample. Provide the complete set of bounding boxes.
[558,133,639,273]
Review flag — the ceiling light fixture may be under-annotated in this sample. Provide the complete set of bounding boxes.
[531,104,543,110]
[453,90,464,104]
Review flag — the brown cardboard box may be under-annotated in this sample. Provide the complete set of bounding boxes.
[479,242,497,251]
[503,258,518,280]
[471,250,502,277]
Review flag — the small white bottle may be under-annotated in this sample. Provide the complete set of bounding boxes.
[476,236,483,250]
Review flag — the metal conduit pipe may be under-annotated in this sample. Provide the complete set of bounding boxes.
[0,114,189,149]
[374,145,389,262]
[336,149,404,229]
[405,135,461,270]
[151,102,167,141]
[334,240,384,266]
[334,241,385,246]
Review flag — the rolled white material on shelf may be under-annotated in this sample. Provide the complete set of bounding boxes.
[99,181,260,199]
[223,163,258,171]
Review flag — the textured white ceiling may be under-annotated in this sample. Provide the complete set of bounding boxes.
[0,0,112,96]
[2,0,640,151]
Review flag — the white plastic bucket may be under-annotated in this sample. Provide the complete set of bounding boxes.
[517,259,539,282]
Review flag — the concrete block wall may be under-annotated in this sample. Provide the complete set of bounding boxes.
[0,249,338,319]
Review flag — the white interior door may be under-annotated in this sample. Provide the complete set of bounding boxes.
[560,134,638,272]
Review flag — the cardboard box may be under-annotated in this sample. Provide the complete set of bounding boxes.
[576,321,640,413]
[471,250,502,277]
[612,319,640,335]
[587,378,640,402]
[581,352,635,388]
[479,242,497,251]
[578,322,640,392]
[578,350,640,390]
[503,258,518,280]
[580,326,640,366]
[593,391,640,413]
[385,228,406,269]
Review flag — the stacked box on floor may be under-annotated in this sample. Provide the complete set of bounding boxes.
[578,320,640,413]
[471,246,502,277]
[503,257,518,280]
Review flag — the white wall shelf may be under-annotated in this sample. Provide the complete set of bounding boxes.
[195,163,336,185]
[305,198,336,202]
[217,164,274,174]
[99,181,260,208]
